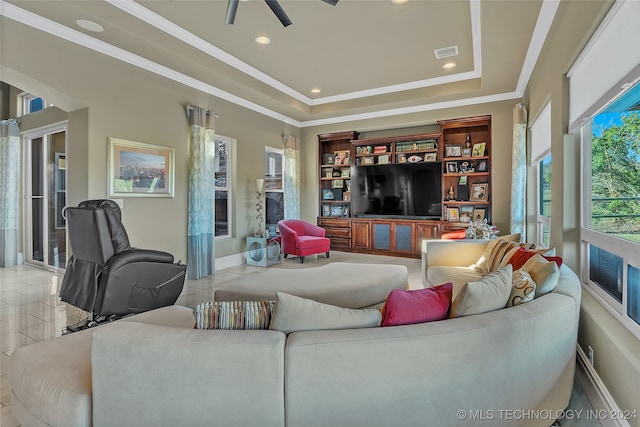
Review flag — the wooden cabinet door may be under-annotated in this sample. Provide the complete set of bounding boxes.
[415,222,441,253]
[392,222,415,255]
[351,220,371,251]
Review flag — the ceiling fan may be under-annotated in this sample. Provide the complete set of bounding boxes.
[225,0,339,27]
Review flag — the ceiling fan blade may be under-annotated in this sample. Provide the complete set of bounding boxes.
[320,0,339,5]
[265,0,292,27]
[225,0,239,25]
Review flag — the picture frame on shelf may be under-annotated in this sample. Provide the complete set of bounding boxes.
[470,183,489,201]
[463,148,472,157]
[323,153,335,165]
[362,157,374,165]
[458,175,468,185]
[445,144,462,158]
[459,161,473,173]
[322,188,335,200]
[332,188,343,200]
[332,179,344,189]
[323,168,333,179]
[460,206,474,223]
[477,159,488,172]
[334,150,350,165]
[108,138,175,198]
[473,208,486,221]
[322,205,331,216]
[424,152,437,162]
[341,168,350,178]
[331,205,343,216]
[472,142,486,157]
[343,207,350,217]
[447,207,460,222]
[377,154,390,164]
[446,162,458,173]
[343,191,351,202]
[334,154,343,165]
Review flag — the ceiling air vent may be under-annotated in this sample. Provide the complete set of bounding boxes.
[434,46,459,59]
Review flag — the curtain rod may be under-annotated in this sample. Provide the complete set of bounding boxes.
[186,105,220,119]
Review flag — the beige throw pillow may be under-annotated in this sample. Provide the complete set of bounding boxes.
[507,268,536,307]
[269,292,382,334]
[450,265,513,318]
[473,234,521,274]
[522,254,560,297]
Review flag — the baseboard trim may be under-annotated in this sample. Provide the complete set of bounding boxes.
[215,252,245,271]
[576,345,631,427]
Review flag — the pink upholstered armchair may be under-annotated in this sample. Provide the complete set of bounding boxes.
[277,219,331,263]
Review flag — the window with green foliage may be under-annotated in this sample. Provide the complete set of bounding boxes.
[538,155,551,247]
[581,80,640,337]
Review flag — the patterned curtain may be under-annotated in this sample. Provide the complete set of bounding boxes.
[283,135,300,219]
[511,103,528,241]
[0,119,21,267]
[186,106,216,279]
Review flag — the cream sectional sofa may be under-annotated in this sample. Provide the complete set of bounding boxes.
[9,246,581,427]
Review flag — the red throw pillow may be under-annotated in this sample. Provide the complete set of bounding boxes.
[508,247,563,270]
[381,283,453,327]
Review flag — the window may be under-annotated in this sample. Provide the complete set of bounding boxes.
[581,79,640,337]
[529,101,552,247]
[537,155,552,247]
[264,147,284,235]
[214,136,233,238]
[20,93,52,116]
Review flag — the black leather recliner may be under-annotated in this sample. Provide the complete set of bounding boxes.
[59,199,186,323]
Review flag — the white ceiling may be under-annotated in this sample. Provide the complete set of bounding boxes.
[1,0,557,127]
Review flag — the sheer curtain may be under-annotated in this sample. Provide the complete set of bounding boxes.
[283,135,300,219]
[186,106,216,279]
[0,119,21,267]
[511,103,528,240]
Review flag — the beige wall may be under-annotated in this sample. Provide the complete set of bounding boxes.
[523,1,639,423]
[2,18,297,262]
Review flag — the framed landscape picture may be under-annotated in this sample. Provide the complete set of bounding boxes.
[447,207,460,222]
[108,138,174,198]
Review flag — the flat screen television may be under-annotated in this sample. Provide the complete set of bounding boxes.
[350,162,442,219]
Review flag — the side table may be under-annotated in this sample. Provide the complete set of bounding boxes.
[246,236,282,267]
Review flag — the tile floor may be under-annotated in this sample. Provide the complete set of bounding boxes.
[1,251,598,426]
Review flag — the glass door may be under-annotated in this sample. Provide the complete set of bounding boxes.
[23,124,67,270]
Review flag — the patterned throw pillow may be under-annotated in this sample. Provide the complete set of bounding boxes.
[193,300,276,330]
[473,234,524,274]
[507,268,536,307]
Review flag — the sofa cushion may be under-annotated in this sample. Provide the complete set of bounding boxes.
[296,235,330,250]
[427,266,483,300]
[509,247,563,270]
[193,301,275,330]
[473,234,522,273]
[507,268,536,307]
[269,292,381,334]
[381,283,452,326]
[450,265,513,318]
[522,254,561,297]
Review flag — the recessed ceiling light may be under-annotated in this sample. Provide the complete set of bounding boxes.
[76,19,103,33]
[254,36,271,45]
[391,0,409,4]
[443,62,456,69]
[311,88,321,94]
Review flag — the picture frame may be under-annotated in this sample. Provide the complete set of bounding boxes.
[458,161,473,173]
[342,207,350,217]
[470,183,489,201]
[322,205,331,216]
[424,152,437,162]
[343,191,351,202]
[108,138,175,198]
[341,168,351,178]
[472,142,486,157]
[447,207,460,222]
[460,206,474,223]
[378,154,390,164]
[323,153,335,165]
[334,150,350,165]
[362,157,374,165]
[332,179,344,189]
[458,175,468,185]
[477,159,488,172]
[445,144,462,158]
[446,161,458,173]
[322,188,335,200]
[473,208,486,221]
[463,148,472,157]
[331,205,343,216]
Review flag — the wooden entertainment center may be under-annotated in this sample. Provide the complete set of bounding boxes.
[317,116,492,258]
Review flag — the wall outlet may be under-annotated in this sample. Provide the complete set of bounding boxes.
[588,346,594,366]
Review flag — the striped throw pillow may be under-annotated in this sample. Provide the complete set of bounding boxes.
[193,301,276,330]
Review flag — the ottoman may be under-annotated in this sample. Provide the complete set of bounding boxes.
[214,262,408,309]
[8,306,196,427]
